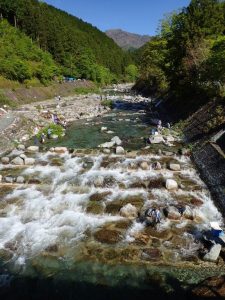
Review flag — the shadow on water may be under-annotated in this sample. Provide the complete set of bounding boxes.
[0,276,224,300]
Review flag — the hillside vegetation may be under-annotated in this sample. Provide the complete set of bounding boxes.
[0,0,135,85]
[135,0,225,119]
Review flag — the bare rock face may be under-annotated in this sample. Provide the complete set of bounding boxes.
[165,179,178,190]
[120,203,138,219]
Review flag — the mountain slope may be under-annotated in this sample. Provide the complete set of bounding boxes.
[106,29,151,49]
[0,0,132,82]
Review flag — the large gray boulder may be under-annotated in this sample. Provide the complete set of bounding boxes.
[17,144,25,151]
[140,161,149,170]
[11,156,24,166]
[99,141,115,148]
[203,244,221,262]
[5,176,14,184]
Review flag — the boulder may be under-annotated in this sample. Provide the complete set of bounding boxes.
[94,229,123,244]
[17,144,25,151]
[203,244,221,262]
[24,157,35,165]
[20,134,29,142]
[4,176,15,184]
[120,204,138,219]
[103,149,111,154]
[169,163,181,171]
[1,157,10,164]
[165,135,175,143]
[93,176,104,187]
[164,206,181,220]
[11,156,24,166]
[27,146,39,153]
[16,176,25,184]
[165,179,178,190]
[101,127,108,132]
[0,175,2,182]
[99,141,115,148]
[51,134,58,139]
[149,135,165,144]
[152,162,161,170]
[116,146,125,155]
[54,147,68,154]
[140,161,149,170]
[106,131,114,134]
[111,136,122,146]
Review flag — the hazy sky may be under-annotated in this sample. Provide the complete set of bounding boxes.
[44,0,190,35]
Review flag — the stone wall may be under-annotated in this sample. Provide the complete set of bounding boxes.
[193,141,225,215]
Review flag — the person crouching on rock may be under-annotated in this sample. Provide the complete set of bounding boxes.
[144,207,161,227]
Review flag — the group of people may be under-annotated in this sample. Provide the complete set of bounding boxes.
[138,205,186,228]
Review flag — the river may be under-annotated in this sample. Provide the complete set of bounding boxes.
[0,88,224,299]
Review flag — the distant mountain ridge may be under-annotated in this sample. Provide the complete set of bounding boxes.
[106,29,152,49]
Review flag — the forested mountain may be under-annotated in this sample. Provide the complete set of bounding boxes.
[135,0,225,117]
[106,29,151,50]
[0,0,133,84]
[0,20,59,84]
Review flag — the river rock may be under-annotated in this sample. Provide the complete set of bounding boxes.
[24,157,35,165]
[164,206,181,220]
[4,176,15,184]
[101,127,107,132]
[11,156,24,165]
[17,144,25,151]
[94,229,123,244]
[99,141,115,148]
[94,176,104,187]
[16,176,25,184]
[1,157,10,164]
[141,248,161,261]
[165,179,178,190]
[111,136,122,146]
[103,149,110,154]
[27,146,39,153]
[54,147,68,154]
[0,175,2,182]
[140,161,149,170]
[120,204,138,219]
[152,162,162,170]
[149,136,165,144]
[21,134,29,142]
[169,163,181,171]
[165,135,175,143]
[116,146,125,155]
[106,131,114,134]
[203,244,221,262]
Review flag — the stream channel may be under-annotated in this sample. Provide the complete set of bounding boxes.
[0,89,224,299]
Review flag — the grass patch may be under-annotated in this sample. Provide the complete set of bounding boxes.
[0,90,16,108]
[73,86,100,95]
[101,99,113,109]
[37,123,65,138]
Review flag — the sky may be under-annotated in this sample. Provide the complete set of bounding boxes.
[44,0,190,35]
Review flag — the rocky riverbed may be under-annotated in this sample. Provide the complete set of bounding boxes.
[0,87,225,297]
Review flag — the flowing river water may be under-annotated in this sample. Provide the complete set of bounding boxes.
[0,91,224,299]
